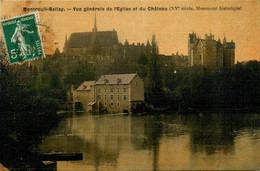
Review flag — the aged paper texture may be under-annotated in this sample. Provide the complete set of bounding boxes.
[0,0,259,170]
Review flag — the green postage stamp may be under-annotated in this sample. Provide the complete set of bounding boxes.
[1,12,45,64]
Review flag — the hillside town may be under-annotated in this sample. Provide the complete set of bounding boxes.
[24,16,241,114]
[61,16,236,113]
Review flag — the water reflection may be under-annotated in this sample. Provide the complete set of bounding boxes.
[188,115,236,154]
[37,113,260,170]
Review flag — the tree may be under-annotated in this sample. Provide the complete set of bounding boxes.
[0,37,60,152]
[138,53,148,65]
[147,34,163,107]
[53,48,61,58]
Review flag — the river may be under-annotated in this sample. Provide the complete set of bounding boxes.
[36,112,260,170]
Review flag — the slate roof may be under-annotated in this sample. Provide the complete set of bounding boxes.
[76,81,95,91]
[95,73,137,85]
[68,31,119,48]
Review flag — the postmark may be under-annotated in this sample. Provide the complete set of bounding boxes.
[1,12,45,64]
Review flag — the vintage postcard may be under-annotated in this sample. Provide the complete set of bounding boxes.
[0,0,259,170]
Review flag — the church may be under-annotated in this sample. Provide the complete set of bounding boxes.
[62,14,155,64]
[63,14,119,62]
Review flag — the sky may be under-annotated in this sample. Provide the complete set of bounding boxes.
[1,0,260,62]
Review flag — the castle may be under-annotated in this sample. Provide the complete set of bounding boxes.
[63,15,235,69]
[188,32,235,68]
[62,14,188,66]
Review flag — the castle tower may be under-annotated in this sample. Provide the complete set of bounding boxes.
[223,36,235,67]
[188,32,197,66]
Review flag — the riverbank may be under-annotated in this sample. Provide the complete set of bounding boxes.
[134,103,260,115]
[0,110,69,170]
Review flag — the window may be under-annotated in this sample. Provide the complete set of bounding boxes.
[118,103,120,106]
[105,95,106,100]
[117,89,119,92]
[124,95,127,100]
[98,89,101,93]
[110,88,113,92]
[111,95,113,99]
[105,89,107,92]
[117,95,120,100]
[97,95,101,99]
[123,88,127,92]
[105,102,107,106]
[111,102,113,106]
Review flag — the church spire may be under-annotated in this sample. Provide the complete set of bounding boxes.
[93,11,97,32]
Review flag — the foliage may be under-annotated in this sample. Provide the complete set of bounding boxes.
[138,53,148,65]
[146,35,164,107]
[163,61,260,112]
[131,102,146,114]
[63,61,96,88]
[0,40,61,150]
